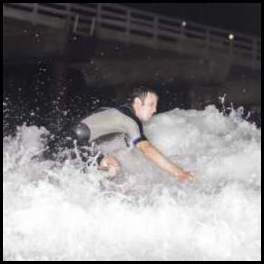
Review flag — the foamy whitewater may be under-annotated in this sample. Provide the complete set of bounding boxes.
[3,105,261,261]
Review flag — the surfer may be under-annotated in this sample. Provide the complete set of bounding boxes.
[44,85,194,182]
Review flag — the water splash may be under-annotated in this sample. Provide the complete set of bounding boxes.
[3,105,261,261]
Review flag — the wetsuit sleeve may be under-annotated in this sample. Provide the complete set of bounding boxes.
[116,106,148,147]
[123,118,148,147]
[132,134,148,146]
[130,125,148,146]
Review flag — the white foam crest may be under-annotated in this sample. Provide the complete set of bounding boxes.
[3,105,261,261]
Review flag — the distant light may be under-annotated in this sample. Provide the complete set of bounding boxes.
[181,21,187,27]
[228,34,234,40]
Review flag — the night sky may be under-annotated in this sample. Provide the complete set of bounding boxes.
[124,3,261,36]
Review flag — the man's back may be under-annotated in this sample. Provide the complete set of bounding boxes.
[81,105,147,146]
[40,104,147,161]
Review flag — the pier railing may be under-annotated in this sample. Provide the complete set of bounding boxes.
[3,3,261,70]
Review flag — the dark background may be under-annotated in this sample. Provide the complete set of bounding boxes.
[3,3,261,137]
[124,3,261,36]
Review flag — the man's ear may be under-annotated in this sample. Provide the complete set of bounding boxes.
[134,97,142,106]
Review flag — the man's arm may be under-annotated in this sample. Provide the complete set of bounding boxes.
[136,140,193,182]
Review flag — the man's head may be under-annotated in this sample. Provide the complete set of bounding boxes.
[129,85,158,122]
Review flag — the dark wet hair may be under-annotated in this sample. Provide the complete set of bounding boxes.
[128,85,158,104]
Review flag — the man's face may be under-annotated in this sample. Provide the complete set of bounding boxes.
[135,92,158,122]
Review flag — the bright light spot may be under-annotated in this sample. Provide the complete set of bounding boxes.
[228,34,234,40]
[182,21,187,27]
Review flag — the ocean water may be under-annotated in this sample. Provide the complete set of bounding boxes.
[3,105,261,261]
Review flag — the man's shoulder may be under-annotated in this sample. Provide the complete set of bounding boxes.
[82,105,137,124]
[82,106,126,121]
[116,104,135,119]
[92,106,112,114]
[116,104,144,130]
[94,104,136,121]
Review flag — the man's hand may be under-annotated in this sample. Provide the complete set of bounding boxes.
[175,169,196,183]
[98,155,121,178]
